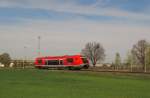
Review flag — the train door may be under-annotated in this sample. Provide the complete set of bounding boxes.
[59,59,63,65]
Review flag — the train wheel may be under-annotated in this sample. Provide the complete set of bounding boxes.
[83,65,89,69]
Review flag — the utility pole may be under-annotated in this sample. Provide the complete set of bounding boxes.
[23,46,27,69]
[144,46,149,73]
[145,49,147,73]
[38,36,41,57]
[131,55,133,72]
[130,51,133,72]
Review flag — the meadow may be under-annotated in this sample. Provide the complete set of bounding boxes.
[0,69,150,98]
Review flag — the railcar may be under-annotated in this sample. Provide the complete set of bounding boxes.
[34,55,89,69]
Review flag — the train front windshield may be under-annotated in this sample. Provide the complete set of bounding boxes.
[81,57,88,64]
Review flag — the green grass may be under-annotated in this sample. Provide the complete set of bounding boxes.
[0,69,150,98]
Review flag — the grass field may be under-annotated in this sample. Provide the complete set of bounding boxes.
[0,69,150,98]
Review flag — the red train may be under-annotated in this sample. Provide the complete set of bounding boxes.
[34,55,89,69]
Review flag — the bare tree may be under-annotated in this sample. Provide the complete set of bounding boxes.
[125,51,137,66]
[114,52,121,67]
[81,42,105,67]
[125,51,132,66]
[131,40,149,70]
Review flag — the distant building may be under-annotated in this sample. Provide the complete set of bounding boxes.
[9,62,14,68]
[0,63,5,68]
[96,63,112,67]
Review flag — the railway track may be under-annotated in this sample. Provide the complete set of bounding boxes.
[32,65,150,74]
[61,68,150,75]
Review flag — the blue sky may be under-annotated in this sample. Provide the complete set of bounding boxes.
[0,0,150,62]
[0,0,150,22]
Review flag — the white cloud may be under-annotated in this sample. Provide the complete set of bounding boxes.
[0,0,150,21]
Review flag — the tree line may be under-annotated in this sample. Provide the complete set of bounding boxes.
[81,39,150,72]
[0,39,150,72]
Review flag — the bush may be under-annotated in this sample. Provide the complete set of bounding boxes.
[0,53,11,67]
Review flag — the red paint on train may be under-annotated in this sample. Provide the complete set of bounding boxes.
[34,55,89,69]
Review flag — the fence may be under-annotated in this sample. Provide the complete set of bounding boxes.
[11,60,34,68]
[90,66,150,73]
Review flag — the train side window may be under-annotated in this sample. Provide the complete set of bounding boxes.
[67,58,73,63]
[37,59,42,64]
[47,60,59,65]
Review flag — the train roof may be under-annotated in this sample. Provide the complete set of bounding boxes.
[36,54,84,59]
